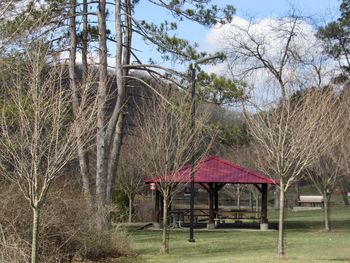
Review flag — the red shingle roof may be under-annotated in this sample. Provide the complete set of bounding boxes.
[145,156,276,184]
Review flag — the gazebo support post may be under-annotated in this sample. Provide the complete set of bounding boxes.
[260,183,269,230]
[160,194,164,227]
[214,183,225,226]
[154,190,160,227]
[214,190,218,213]
[207,183,215,229]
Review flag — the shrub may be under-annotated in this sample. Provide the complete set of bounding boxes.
[0,179,132,262]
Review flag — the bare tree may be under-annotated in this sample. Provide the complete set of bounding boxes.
[117,148,146,223]
[333,94,350,205]
[306,91,350,231]
[0,45,96,263]
[248,89,341,256]
[307,153,341,231]
[134,92,214,254]
[224,15,341,257]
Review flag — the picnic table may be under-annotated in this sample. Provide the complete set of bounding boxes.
[168,208,261,227]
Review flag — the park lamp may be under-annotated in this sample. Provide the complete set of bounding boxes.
[188,53,224,243]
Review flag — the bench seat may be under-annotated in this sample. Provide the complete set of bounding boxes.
[298,195,324,207]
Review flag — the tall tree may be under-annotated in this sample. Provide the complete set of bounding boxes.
[69,0,92,203]
[92,0,236,229]
[96,0,109,230]
[318,0,350,78]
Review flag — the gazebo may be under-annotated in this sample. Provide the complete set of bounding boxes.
[145,156,277,230]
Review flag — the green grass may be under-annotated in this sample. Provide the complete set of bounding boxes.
[124,206,350,263]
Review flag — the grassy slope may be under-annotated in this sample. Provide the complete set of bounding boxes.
[126,206,350,263]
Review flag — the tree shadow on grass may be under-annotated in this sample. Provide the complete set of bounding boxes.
[320,258,350,262]
[283,219,350,232]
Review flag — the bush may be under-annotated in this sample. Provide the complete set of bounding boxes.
[134,195,154,222]
[77,228,131,261]
[0,179,132,262]
[110,189,129,223]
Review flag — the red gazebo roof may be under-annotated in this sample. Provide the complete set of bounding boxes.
[145,156,276,184]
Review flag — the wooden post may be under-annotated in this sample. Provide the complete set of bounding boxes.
[214,189,219,212]
[155,190,160,223]
[209,183,214,224]
[261,184,268,224]
[160,194,164,225]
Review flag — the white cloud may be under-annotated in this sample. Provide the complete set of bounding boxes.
[203,16,339,107]
[60,50,116,70]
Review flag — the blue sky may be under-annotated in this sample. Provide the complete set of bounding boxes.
[103,1,340,69]
[127,0,340,66]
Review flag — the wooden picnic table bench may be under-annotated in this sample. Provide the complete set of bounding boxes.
[168,208,261,227]
[216,209,260,219]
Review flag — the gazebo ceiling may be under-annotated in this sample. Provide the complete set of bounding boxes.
[145,156,276,185]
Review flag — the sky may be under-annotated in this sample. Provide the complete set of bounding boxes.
[128,0,341,68]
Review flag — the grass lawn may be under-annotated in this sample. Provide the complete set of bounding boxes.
[124,206,350,263]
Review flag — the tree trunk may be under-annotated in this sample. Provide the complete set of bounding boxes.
[80,0,92,200]
[106,121,124,202]
[69,0,91,204]
[96,0,108,230]
[161,196,169,254]
[323,192,330,231]
[278,185,285,258]
[128,196,133,223]
[82,0,88,83]
[106,0,132,202]
[31,207,40,263]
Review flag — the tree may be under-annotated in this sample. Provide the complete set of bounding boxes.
[2,0,237,230]
[69,0,92,203]
[328,93,350,206]
[0,0,68,52]
[117,148,146,223]
[95,0,110,230]
[0,44,96,263]
[307,153,342,231]
[318,0,350,78]
[223,15,341,257]
[196,71,246,105]
[134,91,215,254]
[92,0,236,229]
[248,90,340,256]
[303,88,347,231]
